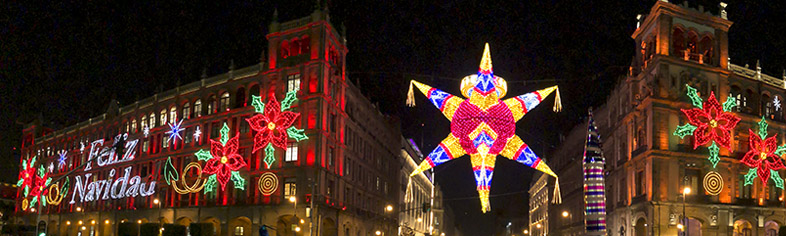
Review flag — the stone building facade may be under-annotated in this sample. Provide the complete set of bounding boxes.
[15,7,402,236]
[590,1,786,235]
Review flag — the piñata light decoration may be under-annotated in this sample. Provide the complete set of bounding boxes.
[246,90,308,169]
[258,172,279,196]
[165,119,185,144]
[406,43,562,213]
[583,109,607,234]
[741,117,785,188]
[194,123,247,192]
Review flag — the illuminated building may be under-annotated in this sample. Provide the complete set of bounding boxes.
[15,6,401,236]
[549,1,786,235]
[398,138,453,236]
[528,173,549,236]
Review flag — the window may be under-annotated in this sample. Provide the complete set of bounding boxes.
[207,96,216,115]
[170,106,177,124]
[328,147,334,166]
[220,92,230,112]
[287,74,301,93]
[183,103,191,120]
[300,36,310,55]
[131,119,137,133]
[194,100,202,117]
[149,113,155,127]
[160,109,167,126]
[739,174,752,199]
[281,40,290,58]
[672,28,685,57]
[162,135,169,149]
[284,178,296,197]
[636,170,645,196]
[234,226,244,236]
[184,128,192,144]
[285,143,298,162]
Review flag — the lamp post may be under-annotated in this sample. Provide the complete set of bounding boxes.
[682,183,691,236]
[154,198,162,236]
[289,196,297,236]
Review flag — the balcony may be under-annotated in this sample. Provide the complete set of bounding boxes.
[631,145,648,158]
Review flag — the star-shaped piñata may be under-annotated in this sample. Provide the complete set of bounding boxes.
[406,43,562,213]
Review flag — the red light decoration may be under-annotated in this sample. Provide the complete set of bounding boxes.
[201,126,247,190]
[406,43,562,213]
[246,94,300,152]
[741,129,784,185]
[680,91,740,150]
[17,156,36,197]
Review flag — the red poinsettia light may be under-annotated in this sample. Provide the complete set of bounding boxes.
[741,130,785,184]
[680,91,740,149]
[29,171,49,199]
[246,94,300,152]
[17,157,36,196]
[203,135,247,189]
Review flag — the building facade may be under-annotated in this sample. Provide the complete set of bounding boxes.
[528,173,549,236]
[590,1,786,235]
[15,7,402,236]
[398,138,438,236]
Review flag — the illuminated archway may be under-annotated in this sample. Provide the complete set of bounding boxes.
[733,219,753,236]
[276,215,303,236]
[228,216,252,236]
[201,217,221,236]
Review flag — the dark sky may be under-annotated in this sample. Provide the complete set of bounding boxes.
[3,1,786,235]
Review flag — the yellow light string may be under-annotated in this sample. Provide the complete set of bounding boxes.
[552,177,562,204]
[553,86,562,112]
[406,81,416,107]
[172,162,205,194]
[46,183,63,205]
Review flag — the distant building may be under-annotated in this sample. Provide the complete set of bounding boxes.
[399,138,441,236]
[528,173,548,236]
[0,183,17,232]
[15,6,403,236]
[548,1,786,235]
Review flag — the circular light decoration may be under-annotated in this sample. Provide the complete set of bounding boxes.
[258,172,279,196]
[46,183,61,205]
[172,162,206,194]
[21,199,29,211]
[703,171,723,195]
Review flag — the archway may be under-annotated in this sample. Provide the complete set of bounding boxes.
[765,221,779,236]
[634,217,646,236]
[680,218,702,236]
[201,217,222,236]
[228,216,252,236]
[176,217,193,226]
[321,217,337,236]
[733,219,753,236]
[276,215,304,236]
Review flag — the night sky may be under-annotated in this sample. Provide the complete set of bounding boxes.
[3,1,786,235]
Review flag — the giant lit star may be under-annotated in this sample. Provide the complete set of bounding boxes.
[408,43,561,213]
[165,119,185,144]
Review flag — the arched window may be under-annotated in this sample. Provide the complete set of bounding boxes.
[169,106,177,124]
[248,84,260,106]
[235,87,246,108]
[141,116,148,130]
[281,40,290,58]
[182,103,191,120]
[687,31,699,55]
[290,37,300,56]
[300,36,310,56]
[672,28,685,56]
[775,95,784,120]
[763,94,772,119]
[207,95,216,115]
[699,35,713,64]
[160,109,167,126]
[745,89,754,112]
[194,99,202,117]
[220,92,230,112]
[131,119,137,133]
[149,113,155,128]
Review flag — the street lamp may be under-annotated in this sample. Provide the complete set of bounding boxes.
[523,229,529,235]
[536,223,542,229]
[682,183,691,236]
[375,230,382,235]
[385,204,393,212]
[562,211,569,218]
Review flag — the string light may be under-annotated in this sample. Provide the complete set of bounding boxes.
[741,118,785,187]
[258,172,278,196]
[246,91,308,169]
[407,43,562,213]
[171,162,205,194]
[703,171,723,195]
[679,89,740,150]
[163,157,178,185]
[57,150,67,169]
[583,110,606,233]
[165,119,185,144]
[200,123,247,191]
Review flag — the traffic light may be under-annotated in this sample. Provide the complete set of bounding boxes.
[422,202,431,213]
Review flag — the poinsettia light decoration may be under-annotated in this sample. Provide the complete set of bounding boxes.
[194,123,247,192]
[674,85,740,168]
[245,89,308,169]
